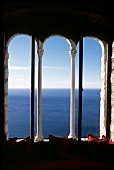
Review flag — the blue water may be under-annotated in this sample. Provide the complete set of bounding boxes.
[8,88,100,138]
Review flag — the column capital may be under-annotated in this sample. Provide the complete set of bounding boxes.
[37,48,44,58]
[69,49,77,58]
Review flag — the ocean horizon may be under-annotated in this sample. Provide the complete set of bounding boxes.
[8,88,100,138]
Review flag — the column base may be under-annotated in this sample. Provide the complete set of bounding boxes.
[34,134,43,142]
[68,134,76,139]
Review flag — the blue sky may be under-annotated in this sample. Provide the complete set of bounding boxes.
[8,35,102,89]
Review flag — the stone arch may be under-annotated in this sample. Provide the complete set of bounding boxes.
[34,34,77,140]
[6,33,31,51]
[97,39,108,138]
[4,32,110,140]
[77,35,108,138]
[42,34,76,51]
[87,36,108,138]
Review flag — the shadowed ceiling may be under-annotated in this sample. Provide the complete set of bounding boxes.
[4,1,114,43]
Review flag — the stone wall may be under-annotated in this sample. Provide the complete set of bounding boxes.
[111,42,114,141]
[100,41,107,138]
[4,47,9,140]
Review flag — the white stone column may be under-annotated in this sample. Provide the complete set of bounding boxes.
[4,46,9,140]
[34,48,44,142]
[68,49,76,139]
[111,41,114,141]
[100,42,107,138]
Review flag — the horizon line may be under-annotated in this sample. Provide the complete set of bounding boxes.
[8,87,101,89]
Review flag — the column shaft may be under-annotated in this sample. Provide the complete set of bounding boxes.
[111,42,114,141]
[35,48,44,142]
[68,49,76,139]
[100,42,107,138]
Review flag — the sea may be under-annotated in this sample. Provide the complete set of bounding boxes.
[8,88,100,138]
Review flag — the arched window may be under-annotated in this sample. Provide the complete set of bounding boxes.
[76,37,102,138]
[4,34,111,141]
[41,35,71,138]
[8,34,31,138]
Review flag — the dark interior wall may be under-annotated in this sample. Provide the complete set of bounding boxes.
[4,1,114,44]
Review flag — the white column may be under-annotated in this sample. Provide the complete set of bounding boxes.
[34,48,44,142]
[68,49,76,139]
[100,42,107,138]
[111,41,114,141]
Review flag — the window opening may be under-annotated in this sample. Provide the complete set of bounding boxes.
[76,37,102,138]
[8,34,31,138]
[41,35,71,138]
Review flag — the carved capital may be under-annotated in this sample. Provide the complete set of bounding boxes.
[37,48,44,58]
[69,49,77,58]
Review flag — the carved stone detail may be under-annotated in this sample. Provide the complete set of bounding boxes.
[37,48,44,58]
[69,49,77,58]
